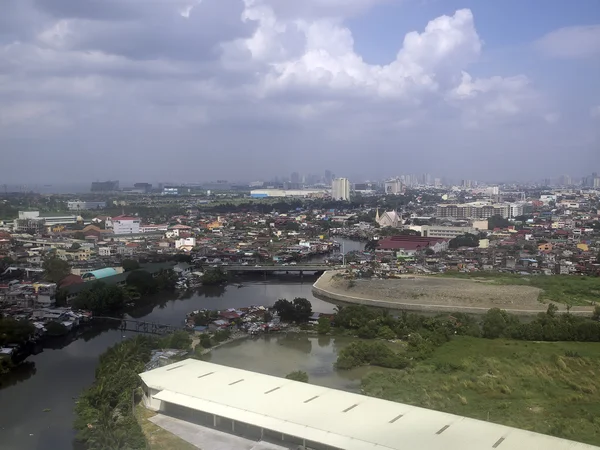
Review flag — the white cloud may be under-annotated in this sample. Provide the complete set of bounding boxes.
[1,0,591,181]
[535,25,600,59]
[246,8,484,103]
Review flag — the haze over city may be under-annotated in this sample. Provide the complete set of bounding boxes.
[1,0,599,183]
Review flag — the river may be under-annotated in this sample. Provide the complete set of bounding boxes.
[0,239,364,450]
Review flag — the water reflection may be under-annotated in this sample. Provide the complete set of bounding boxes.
[0,361,36,389]
[0,277,341,450]
[203,333,382,393]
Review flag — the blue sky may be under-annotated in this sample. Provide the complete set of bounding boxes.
[351,0,600,60]
[0,0,599,183]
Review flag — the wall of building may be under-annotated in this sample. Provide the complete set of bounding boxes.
[113,218,141,234]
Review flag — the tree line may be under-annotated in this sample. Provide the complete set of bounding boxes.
[71,269,178,314]
[74,331,192,450]
[324,303,600,370]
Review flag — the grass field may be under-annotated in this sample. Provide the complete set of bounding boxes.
[440,272,600,306]
[361,336,600,446]
[136,404,199,450]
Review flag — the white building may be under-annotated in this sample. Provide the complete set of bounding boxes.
[111,215,140,234]
[421,225,477,238]
[67,201,106,211]
[140,359,592,450]
[175,237,196,251]
[331,178,350,201]
[376,209,401,228]
[384,179,402,195]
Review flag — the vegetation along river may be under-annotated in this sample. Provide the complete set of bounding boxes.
[0,239,365,450]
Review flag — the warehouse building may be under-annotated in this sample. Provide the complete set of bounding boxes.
[140,359,595,450]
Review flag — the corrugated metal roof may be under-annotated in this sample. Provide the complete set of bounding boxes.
[140,359,599,450]
[82,267,118,279]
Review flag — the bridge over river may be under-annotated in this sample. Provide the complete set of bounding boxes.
[220,264,334,273]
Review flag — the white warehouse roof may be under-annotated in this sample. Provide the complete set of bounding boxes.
[140,359,599,450]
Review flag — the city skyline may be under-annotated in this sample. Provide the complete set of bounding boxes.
[1,0,599,182]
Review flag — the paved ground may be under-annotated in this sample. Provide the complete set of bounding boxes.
[149,414,291,450]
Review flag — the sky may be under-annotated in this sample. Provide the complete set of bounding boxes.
[0,0,599,184]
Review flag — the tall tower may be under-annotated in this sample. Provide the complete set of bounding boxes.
[332,178,350,201]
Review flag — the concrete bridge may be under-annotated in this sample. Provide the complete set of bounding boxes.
[220,264,333,273]
[94,317,187,336]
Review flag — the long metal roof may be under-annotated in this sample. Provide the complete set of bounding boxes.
[140,359,599,450]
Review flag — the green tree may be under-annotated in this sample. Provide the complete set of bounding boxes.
[481,308,519,339]
[121,259,140,272]
[364,239,378,252]
[71,282,126,313]
[285,370,309,382]
[449,233,480,249]
[201,268,228,286]
[126,270,157,295]
[0,318,35,346]
[70,243,81,250]
[317,316,331,334]
[161,330,192,350]
[488,215,511,230]
[546,303,558,318]
[273,298,312,322]
[42,255,71,283]
[292,297,312,322]
[200,334,212,348]
[273,299,296,321]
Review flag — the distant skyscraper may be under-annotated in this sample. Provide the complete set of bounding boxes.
[385,178,402,195]
[291,172,300,184]
[324,170,333,185]
[332,178,350,201]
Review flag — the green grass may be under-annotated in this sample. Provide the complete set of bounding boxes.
[440,272,600,306]
[362,336,600,446]
[136,404,199,450]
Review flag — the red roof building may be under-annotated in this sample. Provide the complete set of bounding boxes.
[377,235,450,254]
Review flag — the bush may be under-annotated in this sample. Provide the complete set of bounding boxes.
[200,334,212,348]
[159,330,192,350]
[336,341,409,370]
[285,370,309,383]
[317,316,331,335]
[213,329,232,343]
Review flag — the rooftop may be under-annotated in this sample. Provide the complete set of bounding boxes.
[140,359,597,450]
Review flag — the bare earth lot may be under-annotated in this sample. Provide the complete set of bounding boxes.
[313,271,594,315]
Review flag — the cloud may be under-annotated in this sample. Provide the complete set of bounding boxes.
[0,0,593,182]
[242,8,483,101]
[535,25,600,59]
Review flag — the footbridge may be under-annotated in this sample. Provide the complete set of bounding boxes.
[94,317,187,336]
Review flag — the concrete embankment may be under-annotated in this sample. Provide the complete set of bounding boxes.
[312,271,594,316]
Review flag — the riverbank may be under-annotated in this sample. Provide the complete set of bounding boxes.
[312,271,595,316]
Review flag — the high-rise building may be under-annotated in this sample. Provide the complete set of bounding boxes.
[384,178,402,195]
[332,178,350,201]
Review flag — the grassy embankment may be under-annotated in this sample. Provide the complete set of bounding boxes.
[362,336,600,446]
[440,272,600,306]
[135,405,198,450]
